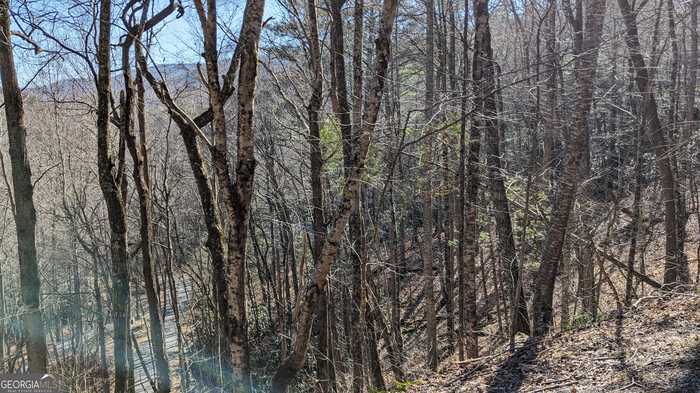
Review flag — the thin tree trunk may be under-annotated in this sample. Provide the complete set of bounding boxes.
[71,245,83,362]
[121,24,171,393]
[366,273,404,382]
[0,260,6,373]
[302,0,334,388]
[678,0,697,284]
[487,68,529,335]
[423,0,439,371]
[91,251,109,393]
[270,0,399,388]
[531,0,607,335]
[616,0,687,286]
[625,123,643,305]
[457,0,470,360]
[443,145,455,350]
[542,0,557,173]
[349,0,367,387]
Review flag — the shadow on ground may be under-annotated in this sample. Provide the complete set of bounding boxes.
[669,342,700,393]
[485,338,541,393]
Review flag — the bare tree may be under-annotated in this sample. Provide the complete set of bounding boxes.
[422,0,438,371]
[0,0,48,373]
[95,0,131,389]
[301,0,333,389]
[457,0,470,361]
[270,0,399,388]
[118,2,182,391]
[136,0,266,389]
[616,0,688,286]
[475,0,530,335]
[531,0,607,335]
[349,0,367,386]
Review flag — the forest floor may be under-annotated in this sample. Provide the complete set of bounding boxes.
[405,292,700,393]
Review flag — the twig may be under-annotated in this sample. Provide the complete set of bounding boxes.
[631,295,661,308]
[528,380,576,392]
[594,355,624,361]
[618,378,643,391]
[10,30,42,53]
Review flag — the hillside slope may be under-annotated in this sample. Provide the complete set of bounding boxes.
[407,293,700,393]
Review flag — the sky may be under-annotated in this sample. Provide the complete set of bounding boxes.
[129,0,284,64]
[15,0,283,86]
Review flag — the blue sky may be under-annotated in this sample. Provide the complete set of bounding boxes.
[127,0,283,66]
[15,0,283,85]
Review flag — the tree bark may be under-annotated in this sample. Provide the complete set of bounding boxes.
[120,10,172,390]
[225,0,265,387]
[192,0,264,387]
[302,0,334,389]
[625,124,643,305]
[270,0,399,388]
[0,0,49,373]
[442,145,455,350]
[457,0,470,360]
[531,0,607,335]
[96,0,131,389]
[542,0,557,173]
[137,1,265,389]
[349,0,367,387]
[616,0,687,286]
[484,56,529,335]
[423,0,439,371]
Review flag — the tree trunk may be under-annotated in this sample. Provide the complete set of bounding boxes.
[616,0,687,286]
[0,0,49,373]
[542,0,557,173]
[193,0,264,387]
[678,0,697,284]
[270,0,399,388]
[302,0,334,389]
[136,2,265,388]
[625,123,643,305]
[95,1,131,390]
[443,145,455,350]
[224,0,265,387]
[486,62,529,335]
[349,0,367,387]
[121,27,171,393]
[457,0,470,361]
[423,0,439,371]
[91,251,109,393]
[463,0,505,358]
[531,0,607,335]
